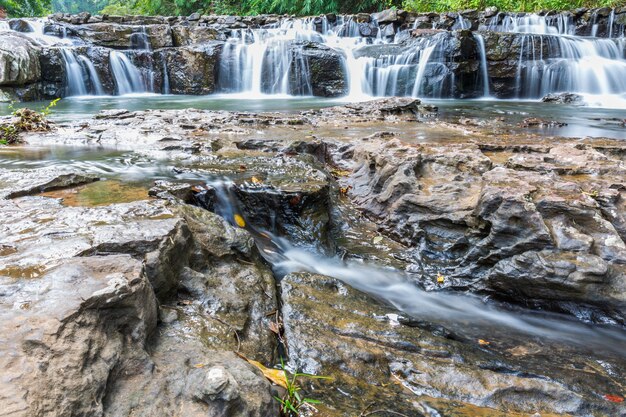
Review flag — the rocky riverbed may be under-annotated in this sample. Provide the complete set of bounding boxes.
[0,98,625,416]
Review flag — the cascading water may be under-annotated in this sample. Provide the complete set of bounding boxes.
[204,179,626,356]
[109,51,146,95]
[474,33,491,97]
[78,55,105,95]
[486,12,626,106]
[60,49,87,96]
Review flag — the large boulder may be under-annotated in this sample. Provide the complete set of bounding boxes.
[299,42,347,97]
[0,32,41,86]
[161,43,222,94]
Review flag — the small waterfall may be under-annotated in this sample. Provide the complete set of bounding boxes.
[130,26,151,50]
[474,33,490,97]
[61,50,105,96]
[162,60,170,94]
[109,51,145,95]
[0,21,10,31]
[607,10,615,38]
[205,179,626,355]
[483,13,574,35]
[218,23,319,96]
[411,43,438,97]
[78,55,104,95]
[61,49,87,96]
[453,14,471,30]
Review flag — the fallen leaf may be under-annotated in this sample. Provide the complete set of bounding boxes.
[478,339,490,346]
[193,363,205,368]
[234,214,246,228]
[339,186,352,196]
[436,273,444,284]
[604,394,624,403]
[373,236,383,244]
[236,353,287,388]
[250,176,262,184]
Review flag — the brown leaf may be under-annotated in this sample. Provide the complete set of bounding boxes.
[236,353,288,388]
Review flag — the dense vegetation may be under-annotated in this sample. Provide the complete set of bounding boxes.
[1,0,625,17]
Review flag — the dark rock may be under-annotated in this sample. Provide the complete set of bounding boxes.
[541,92,584,104]
[299,43,347,97]
[162,43,222,95]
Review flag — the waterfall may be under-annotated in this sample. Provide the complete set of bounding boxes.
[109,51,145,95]
[483,13,574,35]
[61,49,87,96]
[78,55,104,95]
[411,43,437,97]
[474,33,490,97]
[61,50,105,96]
[217,23,320,96]
[162,60,170,94]
[0,21,10,31]
[130,26,151,50]
[453,14,471,30]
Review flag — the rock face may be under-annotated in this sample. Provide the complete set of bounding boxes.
[299,43,347,97]
[161,43,221,94]
[2,101,626,416]
[0,194,279,416]
[342,137,626,323]
[0,32,40,86]
[280,272,625,416]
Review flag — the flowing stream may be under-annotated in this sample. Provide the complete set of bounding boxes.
[207,180,626,356]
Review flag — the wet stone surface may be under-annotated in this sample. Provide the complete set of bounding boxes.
[0,99,625,416]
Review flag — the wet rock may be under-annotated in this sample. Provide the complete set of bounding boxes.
[343,138,626,322]
[299,43,347,97]
[280,272,624,416]
[0,194,280,415]
[72,23,173,49]
[541,92,584,104]
[519,117,568,128]
[0,32,41,86]
[373,8,402,25]
[0,168,98,199]
[161,43,221,94]
[171,24,220,46]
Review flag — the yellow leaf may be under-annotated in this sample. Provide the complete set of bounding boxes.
[478,339,490,346]
[251,176,262,184]
[193,363,205,368]
[233,214,246,228]
[373,236,383,244]
[436,273,444,284]
[236,353,287,388]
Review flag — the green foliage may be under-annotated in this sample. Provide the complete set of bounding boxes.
[0,0,51,17]
[42,0,626,17]
[402,0,625,13]
[274,358,330,417]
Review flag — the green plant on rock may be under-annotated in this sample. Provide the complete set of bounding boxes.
[275,358,330,417]
[0,98,59,145]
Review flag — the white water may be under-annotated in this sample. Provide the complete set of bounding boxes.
[2,14,626,106]
[484,13,626,108]
[474,33,491,97]
[60,50,87,96]
[109,51,146,95]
